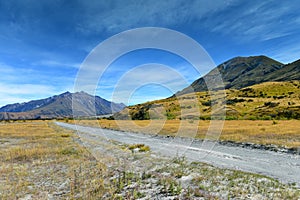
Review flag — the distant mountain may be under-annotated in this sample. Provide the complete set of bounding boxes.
[176,55,285,96]
[0,91,125,120]
[0,92,69,113]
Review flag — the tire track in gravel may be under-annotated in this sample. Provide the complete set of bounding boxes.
[56,122,300,185]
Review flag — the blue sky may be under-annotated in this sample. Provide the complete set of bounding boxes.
[0,0,300,106]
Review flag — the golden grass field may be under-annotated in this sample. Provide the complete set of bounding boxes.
[72,119,300,148]
[1,120,300,199]
[0,120,109,199]
[101,81,300,149]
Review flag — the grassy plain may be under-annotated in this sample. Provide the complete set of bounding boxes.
[73,119,300,148]
[0,120,109,199]
[71,81,300,149]
[1,120,300,199]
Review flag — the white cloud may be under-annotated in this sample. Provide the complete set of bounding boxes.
[0,62,74,106]
[32,60,81,69]
[0,83,60,107]
[0,95,31,107]
[0,84,56,95]
[1,0,299,107]
[107,64,190,104]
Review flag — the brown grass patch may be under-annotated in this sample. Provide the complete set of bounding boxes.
[0,120,109,199]
[72,119,300,148]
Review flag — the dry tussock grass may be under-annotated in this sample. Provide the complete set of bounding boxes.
[73,119,300,148]
[0,120,109,199]
[2,120,299,199]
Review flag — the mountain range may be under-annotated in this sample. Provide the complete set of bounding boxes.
[114,55,300,120]
[0,91,125,120]
[1,55,299,120]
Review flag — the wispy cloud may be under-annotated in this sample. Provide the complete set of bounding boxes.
[0,82,74,107]
[0,60,74,106]
[0,63,15,73]
[0,0,299,106]
[76,0,234,35]
[209,1,300,42]
[0,84,55,95]
[268,45,300,64]
[101,64,190,104]
[0,83,55,106]
[32,60,81,69]
[0,95,31,107]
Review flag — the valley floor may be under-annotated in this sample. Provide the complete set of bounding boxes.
[1,120,299,199]
[70,119,300,148]
[57,122,300,186]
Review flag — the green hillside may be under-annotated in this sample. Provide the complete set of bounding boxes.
[114,81,300,120]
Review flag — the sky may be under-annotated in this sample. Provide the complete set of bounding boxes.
[0,0,300,106]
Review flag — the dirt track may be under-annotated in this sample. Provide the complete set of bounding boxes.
[56,122,300,185]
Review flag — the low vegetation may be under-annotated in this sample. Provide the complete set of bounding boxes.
[71,119,300,148]
[113,81,300,120]
[0,120,112,199]
[1,120,299,199]
[70,81,299,149]
[127,143,151,152]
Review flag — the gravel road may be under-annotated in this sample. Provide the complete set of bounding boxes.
[56,122,300,185]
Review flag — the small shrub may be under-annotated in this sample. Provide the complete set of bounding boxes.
[61,134,70,138]
[264,102,279,107]
[226,98,246,105]
[60,147,78,155]
[248,116,258,120]
[226,116,238,120]
[261,115,272,120]
[202,101,211,106]
[165,112,176,120]
[139,145,150,152]
[128,144,150,152]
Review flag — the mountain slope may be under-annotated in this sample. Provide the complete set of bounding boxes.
[263,59,300,81]
[0,91,125,120]
[114,81,300,120]
[0,93,59,112]
[176,55,284,96]
[114,55,300,120]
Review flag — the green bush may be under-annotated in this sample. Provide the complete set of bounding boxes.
[264,102,279,107]
[128,144,150,152]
